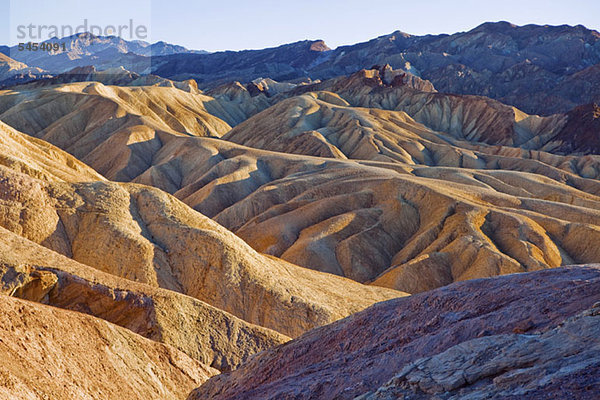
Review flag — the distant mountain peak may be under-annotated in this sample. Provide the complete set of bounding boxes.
[473,20,518,31]
[389,30,413,38]
[309,40,330,52]
[72,31,101,39]
[7,33,206,74]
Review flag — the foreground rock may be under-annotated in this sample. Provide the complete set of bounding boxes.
[361,305,600,399]
[0,294,217,400]
[189,266,600,399]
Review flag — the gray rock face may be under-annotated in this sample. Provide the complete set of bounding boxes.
[189,266,600,400]
[360,305,600,400]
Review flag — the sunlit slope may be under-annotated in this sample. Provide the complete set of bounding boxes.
[0,83,233,180]
[0,127,402,337]
[0,119,103,182]
[0,225,289,372]
[3,75,600,295]
[0,293,217,400]
[126,135,600,293]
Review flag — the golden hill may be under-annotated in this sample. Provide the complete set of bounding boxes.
[2,80,600,295]
[0,225,289,372]
[0,124,403,338]
[283,68,568,149]
[0,82,276,180]
[0,83,230,180]
[0,119,103,182]
[223,91,600,180]
[0,294,217,399]
[131,136,600,292]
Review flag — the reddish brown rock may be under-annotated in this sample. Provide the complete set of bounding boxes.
[549,103,600,155]
[360,305,600,399]
[189,266,600,400]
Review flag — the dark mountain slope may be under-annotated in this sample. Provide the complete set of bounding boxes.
[149,22,600,114]
[151,40,330,85]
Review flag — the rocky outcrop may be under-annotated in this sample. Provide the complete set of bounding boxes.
[189,266,600,400]
[547,103,600,155]
[360,305,600,399]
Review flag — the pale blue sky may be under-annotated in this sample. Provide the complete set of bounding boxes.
[2,0,600,51]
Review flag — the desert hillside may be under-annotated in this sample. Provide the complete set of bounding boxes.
[1,20,599,399]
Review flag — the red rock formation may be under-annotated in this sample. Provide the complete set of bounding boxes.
[190,266,600,399]
[550,103,600,154]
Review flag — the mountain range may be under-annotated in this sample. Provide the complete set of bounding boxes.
[7,32,205,72]
[4,22,600,115]
[0,21,599,399]
[149,21,600,115]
